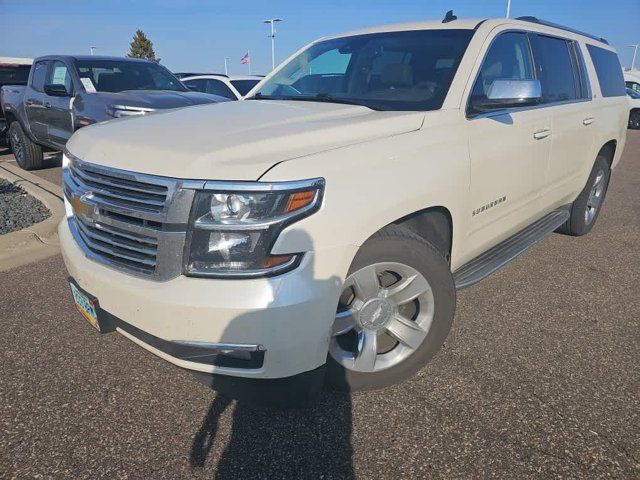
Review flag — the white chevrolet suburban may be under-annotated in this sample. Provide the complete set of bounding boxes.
[59,16,628,398]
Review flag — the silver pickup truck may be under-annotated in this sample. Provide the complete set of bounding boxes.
[0,55,227,170]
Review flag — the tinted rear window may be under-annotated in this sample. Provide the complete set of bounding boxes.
[533,35,579,102]
[0,64,31,86]
[586,45,625,97]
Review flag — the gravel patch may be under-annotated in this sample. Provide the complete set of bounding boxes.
[0,179,51,235]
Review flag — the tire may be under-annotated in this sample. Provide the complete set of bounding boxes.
[557,153,611,236]
[629,110,640,130]
[8,121,44,170]
[326,224,456,391]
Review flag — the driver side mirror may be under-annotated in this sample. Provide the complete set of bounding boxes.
[44,83,72,97]
[472,79,542,113]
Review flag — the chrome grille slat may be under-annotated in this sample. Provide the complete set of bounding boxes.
[68,170,166,208]
[76,219,158,257]
[87,221,158,246]
[75,224,157,268]
[75,164,168,196]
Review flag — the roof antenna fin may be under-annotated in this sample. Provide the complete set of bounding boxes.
[442,10,457,23]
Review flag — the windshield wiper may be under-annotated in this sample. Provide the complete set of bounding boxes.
[247,92,280,101]
[281,93,369,107]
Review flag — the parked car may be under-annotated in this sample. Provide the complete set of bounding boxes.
[173,72,216,79]
[182,74,263,100]
[624,69,640,94]
[0,57,32,144]
[59,16,627,400]
[0,56,229,169]
[627,87,640,129]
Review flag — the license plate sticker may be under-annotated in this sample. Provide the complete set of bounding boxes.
[70,282,100,331]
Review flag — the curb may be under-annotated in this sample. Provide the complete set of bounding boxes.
[0,163,64,272]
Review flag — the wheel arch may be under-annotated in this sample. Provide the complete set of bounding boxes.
[365,205,454,264]
[598,139,617,168]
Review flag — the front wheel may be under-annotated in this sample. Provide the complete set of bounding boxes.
[326,225,456,391]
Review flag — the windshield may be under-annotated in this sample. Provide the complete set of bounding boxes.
[253,29,474,111]
[76,60,187,93]
[231,79,260,96]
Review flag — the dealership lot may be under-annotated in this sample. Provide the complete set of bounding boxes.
[0,133,638,479]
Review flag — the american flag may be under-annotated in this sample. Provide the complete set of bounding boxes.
[240,52,250,64]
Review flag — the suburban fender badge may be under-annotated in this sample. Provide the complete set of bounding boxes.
[472,196,507,217]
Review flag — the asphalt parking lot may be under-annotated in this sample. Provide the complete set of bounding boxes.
[1,133,639,479]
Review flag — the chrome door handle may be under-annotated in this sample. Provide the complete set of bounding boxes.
[44,102,52,108]
[583,117,594,126]
[533,128,552,140]
[25,99,36,106]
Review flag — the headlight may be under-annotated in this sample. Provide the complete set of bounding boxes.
[106,105,155,118]
[184,178,324,278]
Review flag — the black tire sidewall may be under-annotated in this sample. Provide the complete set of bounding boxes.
[8,122,43,170]
[8,123,27,169]
[568,155,611,236]
[326,229,456,391]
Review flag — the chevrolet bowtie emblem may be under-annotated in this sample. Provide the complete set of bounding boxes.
[70,192,96,217]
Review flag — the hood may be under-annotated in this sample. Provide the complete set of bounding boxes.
[96,89,227,108]
[66,100,425,181]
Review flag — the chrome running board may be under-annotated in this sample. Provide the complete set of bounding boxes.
[453,207,570,290]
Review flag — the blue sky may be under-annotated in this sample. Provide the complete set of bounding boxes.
[2,0,639,75]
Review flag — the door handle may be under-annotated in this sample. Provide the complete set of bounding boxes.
[44,102,52,108]
[533,128,552,140]
[25,99,36,106]
[583,117,595,126]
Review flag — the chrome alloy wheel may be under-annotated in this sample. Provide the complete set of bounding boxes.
[329,262,435,373]
[585,169,605,225]
[9,129,24,166]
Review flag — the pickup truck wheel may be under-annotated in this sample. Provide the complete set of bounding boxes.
[557,154,610,236]
[326,225,456,391]
[8,122,44,170]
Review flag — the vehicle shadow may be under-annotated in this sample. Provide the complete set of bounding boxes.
[188,230,355,478]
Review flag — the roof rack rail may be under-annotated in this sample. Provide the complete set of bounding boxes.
[516,16,608,45]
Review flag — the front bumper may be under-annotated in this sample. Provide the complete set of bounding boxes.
[59,219,354,379]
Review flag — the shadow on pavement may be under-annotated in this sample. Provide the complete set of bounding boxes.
[188,230,355,478]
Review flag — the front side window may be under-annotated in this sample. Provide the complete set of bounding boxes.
[587,45,625,97]
[76,60,186,93]
[183,79,206,92]
[253,29,474,111]
[468,32,535,112]
[31,61,48,92]
[48,60,73,92]
[532,35,578,102]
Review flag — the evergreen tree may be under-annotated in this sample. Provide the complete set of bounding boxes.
[127,30,159,62]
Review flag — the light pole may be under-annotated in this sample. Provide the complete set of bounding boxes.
[263,18,282,70]
[224,57,230,75]
[506,0,512,18]
[630,44,639,70]
[90,46,97,56]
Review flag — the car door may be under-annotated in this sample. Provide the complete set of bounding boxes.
[465,31,552,256]
[44,60,75,146]
[24,60,49,142]
[530,34,594,207]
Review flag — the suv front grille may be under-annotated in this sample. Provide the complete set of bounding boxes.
[67,158,169,213]
[63,153,200,281]
[75,216,158,275]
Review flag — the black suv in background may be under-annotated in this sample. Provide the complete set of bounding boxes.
[0,56,228,169]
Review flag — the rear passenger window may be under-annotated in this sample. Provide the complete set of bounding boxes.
[587,45,625,97]
[532,35,578,102]
[31,61,48,92]
[469,32,535,110]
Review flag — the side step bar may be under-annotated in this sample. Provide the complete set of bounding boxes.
[453,207,570,290]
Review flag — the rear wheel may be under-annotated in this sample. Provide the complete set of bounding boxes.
[326,225,456,391]
[8,121,43,170]
[557,153,611,236]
